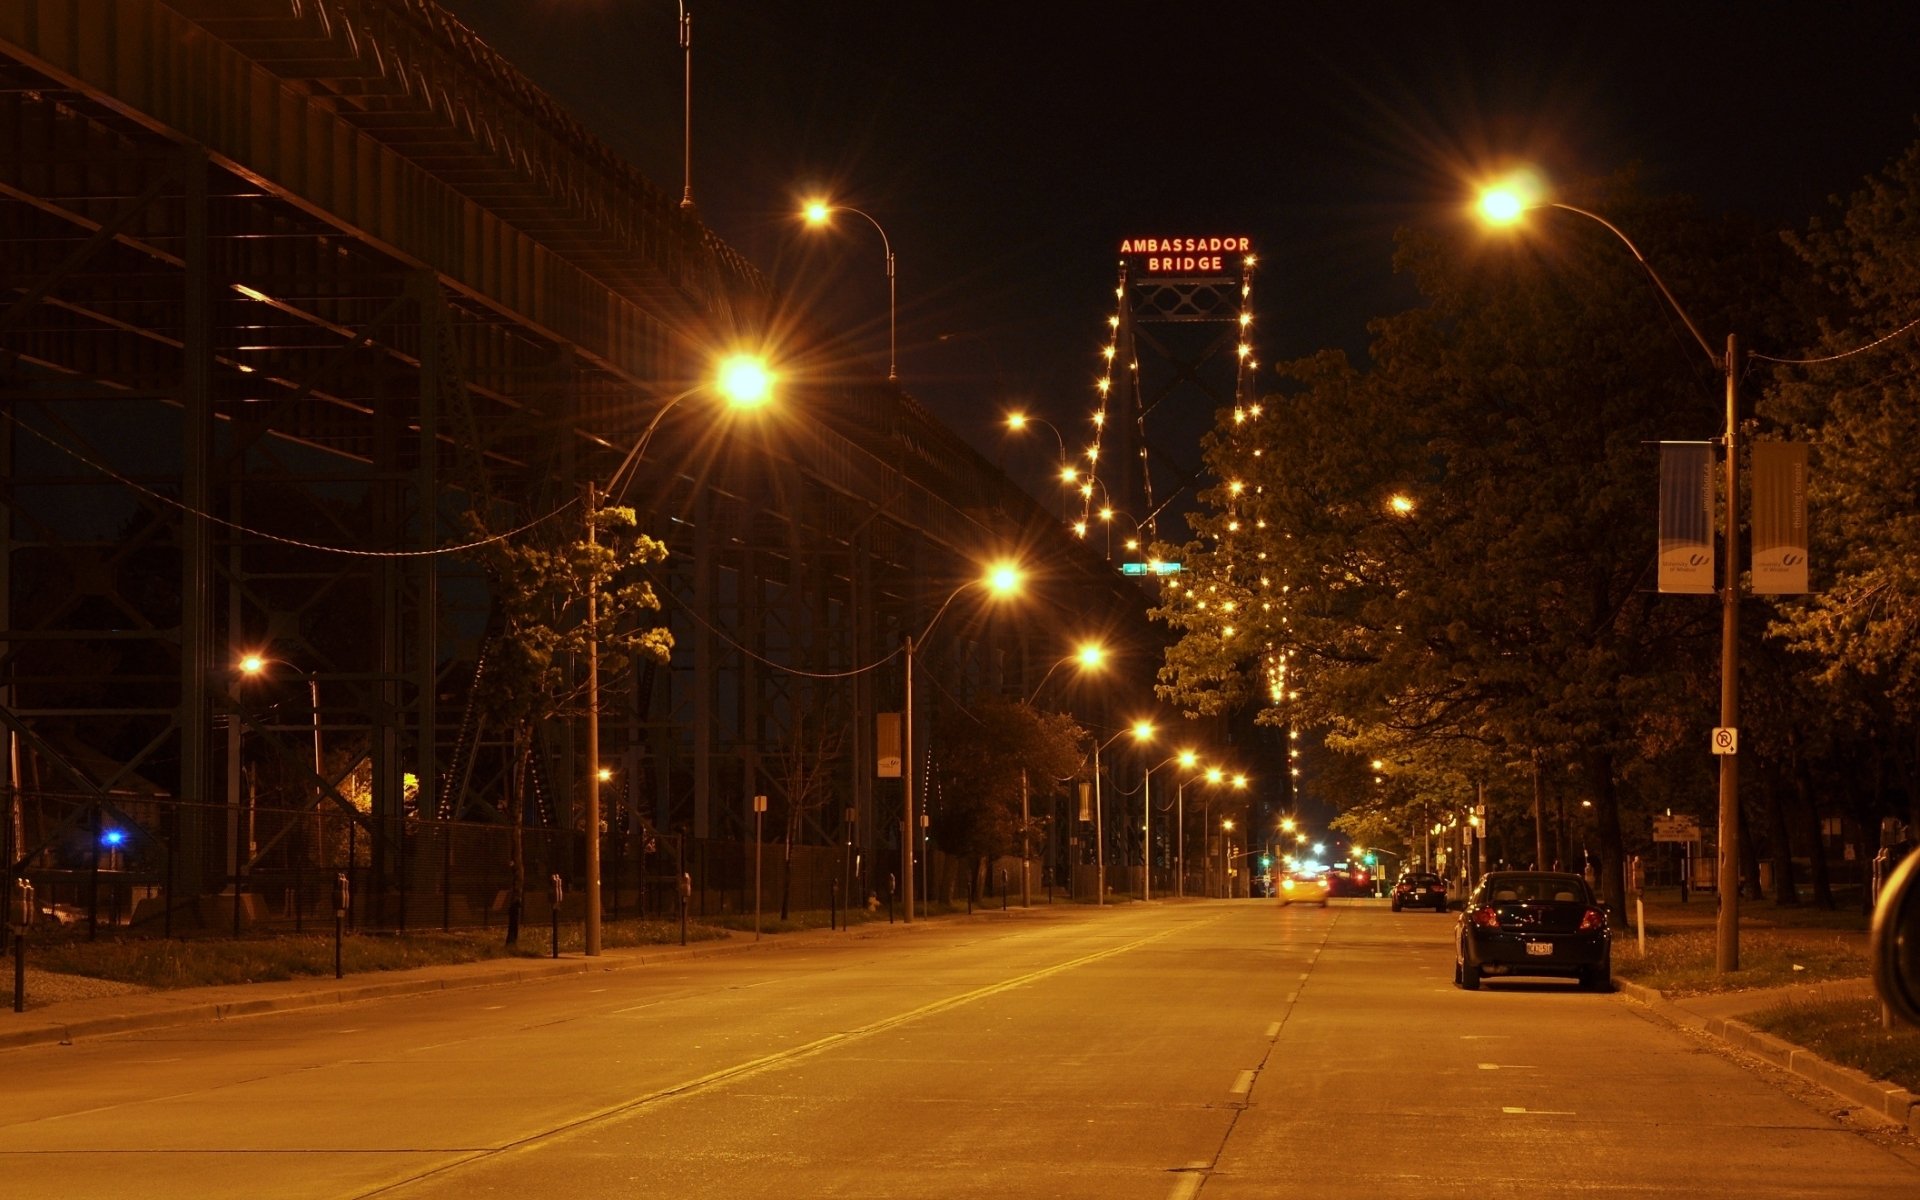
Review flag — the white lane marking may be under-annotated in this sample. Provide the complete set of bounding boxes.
[1168,1175,1203,1200]
[1283,992,1297,1004]
[1265,1021,1281,1038]
[1297,972,1309,981]
[1502,1106,1576,1115]
[1478,1062,1536,1071]
[1230,1070,1255,1095]
[335,1029,363,1034]
[1460,1034,1510,1040]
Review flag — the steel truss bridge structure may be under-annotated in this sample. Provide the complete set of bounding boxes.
[1089,247,1260,550]
[0,0,1158,922]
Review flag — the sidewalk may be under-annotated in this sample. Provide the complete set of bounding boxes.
[1617,973,1920,1138]
[0,906,1032,1054]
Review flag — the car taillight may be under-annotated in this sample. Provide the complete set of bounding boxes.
[1470,906,1501,928]
[1578,907,1607,932]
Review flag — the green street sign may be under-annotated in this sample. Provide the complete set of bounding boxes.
[1120,562,1182,576]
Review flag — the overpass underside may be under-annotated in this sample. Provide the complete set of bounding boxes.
[0,0,1151,923]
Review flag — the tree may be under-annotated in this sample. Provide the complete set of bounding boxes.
[770,707,846,920]
[928,697,1085,899]
[1764,136,1920,840]
[1158,173,1806,914]
[460,499,672,942]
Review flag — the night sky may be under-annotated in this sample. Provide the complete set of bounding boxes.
[438,1,1920,505]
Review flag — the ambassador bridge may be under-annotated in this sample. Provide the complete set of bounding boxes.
[0,0,1168,932]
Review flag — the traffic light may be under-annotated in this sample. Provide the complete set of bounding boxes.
[1259,854,1272,870]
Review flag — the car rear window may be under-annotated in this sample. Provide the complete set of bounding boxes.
[1484,876,1587,903]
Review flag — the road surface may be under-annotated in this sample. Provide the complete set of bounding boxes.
[4,901,1917,1198]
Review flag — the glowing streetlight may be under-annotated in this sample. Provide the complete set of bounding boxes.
[1477,168,1743,972]
[802,199,897,381]
[1025,640,1106,706]
[899,561,1025,921]
[588,351,780,954]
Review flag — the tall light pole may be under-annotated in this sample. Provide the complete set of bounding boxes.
[1006,412,1073,522]
[1091,721,1153,906]
[677,2,693,210]
[1479,177,1743,972]
[901,562,1024,922]
[1171,753,1203,898]
[585,352,776,955]
[803,200,897,381]
[1143,749,1195,902]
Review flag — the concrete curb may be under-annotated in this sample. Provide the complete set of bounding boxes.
[1617,976,1920,1138]
[0,904,1047,1054]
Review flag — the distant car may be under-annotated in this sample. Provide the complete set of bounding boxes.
[1326,861,1374,898]
[1391,871,1448,912]
[1278,870,1330,907]
[1455,870,1611,991]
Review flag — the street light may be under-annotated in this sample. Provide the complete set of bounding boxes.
[1023,640,1106,706]
[1091,721,1153,906]
[1142,748,1196,902]
[1169,751,1201,897]
[803,199,897,381]
[1006,412,1073,522]
[235,653,325,922]
[676,2,693,209]
[1479,173,1743,972]
[900,561,1024,922]
[588,352,778,955]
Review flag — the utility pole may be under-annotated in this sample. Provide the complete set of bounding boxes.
[1715,334,1741,972]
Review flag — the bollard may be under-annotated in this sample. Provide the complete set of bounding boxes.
[887,873,896,924]
[1001,868,1008,911]
[678,872,692,947]
[332,872,350,979]
[549,873,564,959]
[11,877,34,1013]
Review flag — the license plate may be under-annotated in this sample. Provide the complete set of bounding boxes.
[1525,942,1553,956]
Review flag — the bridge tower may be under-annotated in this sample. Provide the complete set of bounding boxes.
[1079,237,1261,563]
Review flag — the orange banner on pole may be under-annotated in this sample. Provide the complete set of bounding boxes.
[1751,441,1809,594]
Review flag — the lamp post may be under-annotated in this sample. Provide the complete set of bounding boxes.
[900,562,1023,923]
[1091,721,1154,906]
[585,353,775,955]
[803,200,897,381]
[1006,412,1072,522]
[236,653,325,922]
[1171,753,1203,898]
[1479,178,1743,972]
[1143,749,1195,902]
[1023,641,1105,707]
[676,2,693,209]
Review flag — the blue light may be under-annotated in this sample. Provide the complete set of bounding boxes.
[101,829,125,848]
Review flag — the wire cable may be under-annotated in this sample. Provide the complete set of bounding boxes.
[1751,313,1920,366]
[2,404,576,556]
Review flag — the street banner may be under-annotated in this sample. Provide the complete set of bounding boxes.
[1658,442,1714,593]
[1751,441,1809,594]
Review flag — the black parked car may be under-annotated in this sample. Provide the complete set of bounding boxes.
[1390,871,1448,911]
[1455,871,1611,991]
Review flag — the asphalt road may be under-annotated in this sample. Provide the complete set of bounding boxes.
[4,901,1919,1199]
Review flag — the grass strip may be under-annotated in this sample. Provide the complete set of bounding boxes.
[1747,997,1920,1095]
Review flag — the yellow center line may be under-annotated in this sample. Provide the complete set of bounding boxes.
[357,921,1200,1197]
